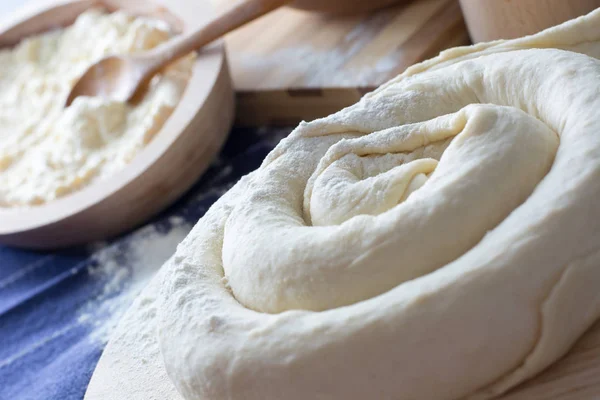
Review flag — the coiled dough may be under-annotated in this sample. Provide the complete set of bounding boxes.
[157,9,600,400]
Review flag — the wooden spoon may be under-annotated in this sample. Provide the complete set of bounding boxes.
[65,0,290,107]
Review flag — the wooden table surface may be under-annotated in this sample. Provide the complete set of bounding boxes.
[216,0,470,125]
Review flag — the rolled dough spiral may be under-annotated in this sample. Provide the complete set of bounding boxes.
[158,10,600,400]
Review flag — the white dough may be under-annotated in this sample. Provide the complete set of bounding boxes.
[87,8,600,400]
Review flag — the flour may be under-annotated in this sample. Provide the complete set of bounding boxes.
[232,45,400,88]
[0,9,193,206]
[229,12,399,88]
[79,216,191,344]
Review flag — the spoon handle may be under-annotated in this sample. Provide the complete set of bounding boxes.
[146,0,291,72]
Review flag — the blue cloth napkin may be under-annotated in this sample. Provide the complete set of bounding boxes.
[0,127,290,400]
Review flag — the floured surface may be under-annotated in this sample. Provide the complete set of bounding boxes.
[216,0,467,89]
[213,0,470,126]
[79,219,191,344]
[0,9,192,207]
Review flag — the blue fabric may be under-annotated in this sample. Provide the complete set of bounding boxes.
[0,127,289,400]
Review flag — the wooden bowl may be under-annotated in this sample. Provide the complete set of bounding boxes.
[0,0,234,249]
[290,0,406,14]
[459,0,600,43]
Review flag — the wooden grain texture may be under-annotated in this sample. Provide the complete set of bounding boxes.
[215,0,470,126]
[289,0,406,14]
[459,0,600,43]
[499,320,600,399]
[0,0,234,249]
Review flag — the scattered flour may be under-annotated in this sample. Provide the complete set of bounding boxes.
[229,12,400,88]
[78,216,191,344]
[231,46,401,88]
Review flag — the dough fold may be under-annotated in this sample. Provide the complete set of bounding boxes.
[157,9,600,400]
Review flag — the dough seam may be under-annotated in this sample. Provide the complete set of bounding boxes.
[470,246,600,399]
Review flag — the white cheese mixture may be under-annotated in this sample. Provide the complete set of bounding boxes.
[0,9,193,207]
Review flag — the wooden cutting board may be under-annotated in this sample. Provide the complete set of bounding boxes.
[215,0,470,126]
[499,320,600,399]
